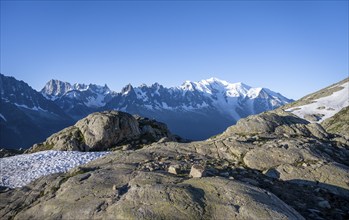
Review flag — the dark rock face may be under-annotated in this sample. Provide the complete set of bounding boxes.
[0,74,73,149]
[27,111,177,152]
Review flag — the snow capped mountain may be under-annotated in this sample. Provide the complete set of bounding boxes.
[41,79,72,101]
[41,80,115,119]
[1,76,64,114]
[39,77,292,140]
[110,77,291,116]
[0,74,73,148]
[42,80,113,107]
[101,78,292,140]
[177,77,291,118]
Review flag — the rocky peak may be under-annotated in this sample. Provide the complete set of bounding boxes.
[121,84,134,95]
[41,79,72,100]
[73,83,88,91]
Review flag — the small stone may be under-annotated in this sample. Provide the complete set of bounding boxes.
[318,200,331,209]
[301,163,308,167]
[220,172,230,177]
[112,185,117,191]
[189,165,206,178]
[168,165,179,175]
[158,137,170,143]
[122,144,132,151]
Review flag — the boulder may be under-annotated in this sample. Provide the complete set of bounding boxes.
[75,111,140,150]
[190,164,206,178]
[27,111,177,152]
[223,112,309,136]
[168,165,180,175]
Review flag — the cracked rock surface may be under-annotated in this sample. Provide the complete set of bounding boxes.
[1,110,349,219]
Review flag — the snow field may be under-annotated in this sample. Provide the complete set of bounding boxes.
[286,82,349,123]
[0,150,110,188]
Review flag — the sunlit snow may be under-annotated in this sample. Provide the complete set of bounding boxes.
[286,82,349,122]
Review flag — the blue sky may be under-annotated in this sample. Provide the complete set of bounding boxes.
[1,1,348,99]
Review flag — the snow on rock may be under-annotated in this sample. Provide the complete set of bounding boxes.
[0,113,7,122]
[286,82,349,123]
[14,103,48,112]
[0,150,110,188]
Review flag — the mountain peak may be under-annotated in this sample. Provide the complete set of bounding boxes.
[121,84,134,95]
[41,79,72,100]
[202,77,229,85]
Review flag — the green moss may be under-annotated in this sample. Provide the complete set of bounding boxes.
[30,143,54,153]
[322,106,349,136]
[69,169,89,177]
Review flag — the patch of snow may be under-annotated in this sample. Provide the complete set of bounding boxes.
[134,88,149,101]
[0,150,110,188]
[286,82,349,122]
[180,81,195,91]
[119,106,128,112]
[144,104,154,110]
[161,102,173,110]
[84,93,106,108]
[0,113,7,122]
[247,88,263,99]
[74,83,88,91]
[42,93,58,101]
[14,103,48,112]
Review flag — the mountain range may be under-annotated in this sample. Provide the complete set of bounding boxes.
[42,77,292,140]
[1,73,293,148]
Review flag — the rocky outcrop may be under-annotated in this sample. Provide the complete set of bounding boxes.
[2,104,349,219]
[0,148,24,158]
[1,146,304,220]
[322,106,349,138]
[189,164,206,178]
[27,111,177,152]
[223,111,330,140]
[2,130,349,219]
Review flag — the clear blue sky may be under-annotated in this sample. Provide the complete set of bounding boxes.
[1,1,348,99]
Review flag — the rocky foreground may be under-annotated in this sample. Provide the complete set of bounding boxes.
[1,107,349,219]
